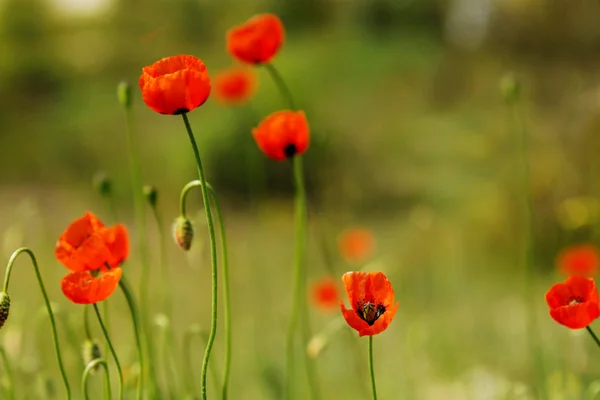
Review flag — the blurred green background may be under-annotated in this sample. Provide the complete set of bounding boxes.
[3,0,600,398]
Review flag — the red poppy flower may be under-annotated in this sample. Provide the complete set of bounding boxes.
[557,244,599,277]
[252,110,309,161]
[139,55,211,115]
[546,276,600,329]
[338,228,375,265]
[340,271,399,336]
[214,67,257,105]
[311,277,340,310]
[227,14,284,65]
[55,212,129,304]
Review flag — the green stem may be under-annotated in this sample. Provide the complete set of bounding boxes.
[118,277,144,400]
[123,89,153,397]
[82,359,112,400]
[182,325,221,398]
[92,303,123,400]
[181,113,219,400]
[2,248,71,399]
[0,345,15,400]
[102,301,111,400]
[510,97,546,397]
[368,336,377,400]
[84,305,93,341]
[587,326,600,349]
[264,63,296,110]
[180,179,232,400]
[285,156,315,399]
[151,205,172,324]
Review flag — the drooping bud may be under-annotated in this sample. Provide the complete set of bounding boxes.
[92,172,112,197]
[143,185,158,207]
[500,73,520,104]
[0,292,10,329]
[173,216,194,251]
[82,339,102,372]
[117,80,132,109]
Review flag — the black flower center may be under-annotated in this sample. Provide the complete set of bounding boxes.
[356,301,386,326]
[568,295,585,306]
[284,143,297,158]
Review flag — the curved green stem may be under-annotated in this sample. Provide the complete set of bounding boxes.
[82,359,112,400]
[2,248,71,399]
[180,113,219,400]
[92,303,123,400]
[264,63,296,110]
[122,87,154,397]
[182,325,221,397]
[118,277,144,400]
[0,345,15,400]
[180,179,232,399]
[587,326,600,349]
[284,156,319,399]
[368,336,377,400]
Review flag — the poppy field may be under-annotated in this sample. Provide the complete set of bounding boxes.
[3,1,600,399]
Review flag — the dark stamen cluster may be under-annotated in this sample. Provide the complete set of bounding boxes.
[356,300,386,326]
[568,295,585,305]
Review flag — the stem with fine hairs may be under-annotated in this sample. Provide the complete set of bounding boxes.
[2,248,71,399]
[82,359,112,400]
[92,303,123,400]
[180,113,219,400]
[180,179,232,400]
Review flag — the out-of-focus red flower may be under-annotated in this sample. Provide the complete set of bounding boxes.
[338,228,375,265]
[340,271,399,337]
[55,212,129,304]
[311,277,340,310]
[546,276,600,329]
[227,14,284,65]
[214,67,257,105]
[139,55,211,115]
[252,110,309,161]
[557,244,599,277]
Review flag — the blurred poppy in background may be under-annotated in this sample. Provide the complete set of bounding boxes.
[227,13,285,65]
[214,66,257,105]
[338,227,375,266]
[311,277,340,310]
[55,212,129,304]
[340,271,399,336]
[252,110,309,161]
[139,54,211,115]
[546,275,600,329]
[556,244,599,277]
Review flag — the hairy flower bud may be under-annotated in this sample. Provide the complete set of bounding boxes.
[82,339,102,372]
[143,185,158,207]
[173,216,194,251]
[92,172,112,197]
[0,292,10,329]
[117,80,132,109]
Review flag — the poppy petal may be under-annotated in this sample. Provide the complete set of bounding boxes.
[252,110,310,161]
[61,268,122,304]
[550,302,600,329]
[227,14,284,64]
[340,302,370,333]
[342,271,368,309]
[103,224,129,268]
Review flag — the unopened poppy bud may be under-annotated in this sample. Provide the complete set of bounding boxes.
[82,339,102,372]
[173,216,194,251]
[143,185,158,207]
[92,172,112,197]
[117,80,132,109]
[500,73,520,104]
[0,292,9,329]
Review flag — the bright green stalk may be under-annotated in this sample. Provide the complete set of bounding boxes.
[2,248,71,399]
[82,359,112,400]
[180,113,219,400]
[180,180,231,400]
[92,304,122,400]
[368,336,377,400]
